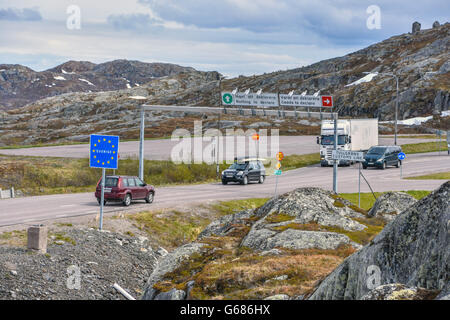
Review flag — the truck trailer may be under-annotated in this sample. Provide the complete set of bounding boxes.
[317,119,378,166]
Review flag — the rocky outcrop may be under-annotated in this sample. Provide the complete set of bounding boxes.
[240,188,367,251]
[368,192,417,221]
[142,242,205,300]
[361,283,440,300]
[308,181,449,300]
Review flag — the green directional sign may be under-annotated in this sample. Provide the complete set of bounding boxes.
[274,169,282,175]
[222,92,233,105]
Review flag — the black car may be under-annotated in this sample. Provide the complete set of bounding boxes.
[222,158,266,185]
[363,145,402,169]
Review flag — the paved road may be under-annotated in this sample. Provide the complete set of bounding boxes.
[0,152,448,228]
[0,136,440,161]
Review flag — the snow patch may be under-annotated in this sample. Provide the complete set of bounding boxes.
[62,69,76,75]
[126,83,131,89]
[79,78,95,86]
[345,72,378,87]
[53,76,66,81]
[380,110,450,126]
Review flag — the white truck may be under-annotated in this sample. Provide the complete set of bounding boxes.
[317,119,378,166]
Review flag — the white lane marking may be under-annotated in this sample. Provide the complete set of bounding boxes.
[60,204,76,208]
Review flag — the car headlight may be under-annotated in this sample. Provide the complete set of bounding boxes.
[236,171,243,176]
[221,171,225,175]
[376,159,383,162]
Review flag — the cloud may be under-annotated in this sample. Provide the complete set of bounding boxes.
[0,7,42,21]
[107,13,158,30]
[138,0,450,45]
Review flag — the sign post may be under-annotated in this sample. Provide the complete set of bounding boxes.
[90,134,119,230]
[398,152,406,178]
[332,150,364,203]
[447,131,450,155]
[274,152,284,198]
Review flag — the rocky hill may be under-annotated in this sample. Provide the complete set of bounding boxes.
[0,59,195,110]
[142,187,387,300]
[308,181,449,300]
[0,22,448,146]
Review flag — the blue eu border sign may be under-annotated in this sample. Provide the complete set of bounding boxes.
[90,134,119,169]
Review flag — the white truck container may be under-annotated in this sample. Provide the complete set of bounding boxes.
[317,119,378,166]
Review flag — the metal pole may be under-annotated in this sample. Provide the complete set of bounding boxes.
[100,168,105,230]
[274,174,279,199]
[395,76,399,146]
[216,78,222,179]
[139,106,145,180]
[333,113,338,193]
[358,162,361,208]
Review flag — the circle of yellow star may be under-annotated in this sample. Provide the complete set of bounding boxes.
[108,140,111,143]
[103,139,106,141]
[113,151,116,154]
[97,160,100,163]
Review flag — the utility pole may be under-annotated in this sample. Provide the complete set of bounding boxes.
[139,105,145,180]
[394,75,399,146]
[333,112,338,193]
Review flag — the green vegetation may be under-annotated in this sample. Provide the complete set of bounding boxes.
[405,171,450,180]
[339,191,430,211]
[130,198,268,249]
[280,153,320,170]
[211,198,269,216]
[401,141,448,154]
[265,213,295,224]
[51,232,76,245]
[0,155,230,196]
[383,134,446,139]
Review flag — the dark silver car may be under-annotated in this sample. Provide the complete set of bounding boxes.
[221,158,266,185]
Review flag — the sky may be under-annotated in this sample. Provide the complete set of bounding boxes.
[0,0,448,77]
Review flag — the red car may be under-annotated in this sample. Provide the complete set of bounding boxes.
[95,175,155,206]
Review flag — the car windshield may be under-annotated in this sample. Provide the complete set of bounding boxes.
[321,135,346,145]
[367,147,386,155]
[105,177,118,187]
[229,163,247,170]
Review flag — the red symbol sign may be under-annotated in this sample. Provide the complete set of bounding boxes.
[252,133,260,141]
[276,152,284,161]
[322,96,333,107]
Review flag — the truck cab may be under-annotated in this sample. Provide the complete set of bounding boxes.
[317,120,351,166]
[317,119,379,167]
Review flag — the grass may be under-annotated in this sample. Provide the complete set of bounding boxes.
[339,191,431,210]
[383,134,446,139]
[130,198,268,250]
[405,171,450,180]
[401,141,448,154]
[0,155,230,196]
[280,153,320,170]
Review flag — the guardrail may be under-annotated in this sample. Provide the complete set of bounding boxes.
[0,187,15,199]
[143,105,336,120]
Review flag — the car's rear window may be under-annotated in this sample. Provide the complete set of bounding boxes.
[127,178,136,187]
[105,177,118,187]
[367,147,386,155]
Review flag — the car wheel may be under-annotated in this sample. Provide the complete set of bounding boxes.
[241,176,248,185]
[97,198,106,206]
[259,175,265,184]
[145,192,154,203]
[381,161,386,170]
[123,194,131,206]
[362,165,367,169]
[222,180,227,185]
[395,160,399,168]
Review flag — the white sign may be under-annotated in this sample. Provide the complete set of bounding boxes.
[332,150,364,161]
[279,94,333,107]
[221,92,279,107]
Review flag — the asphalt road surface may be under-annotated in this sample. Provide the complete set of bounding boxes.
[0,152,448,228]
[0,136,441,161]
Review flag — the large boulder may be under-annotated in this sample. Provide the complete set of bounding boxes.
[368,192,417,221]
[240,188,367,251]
[308,182,449,300]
